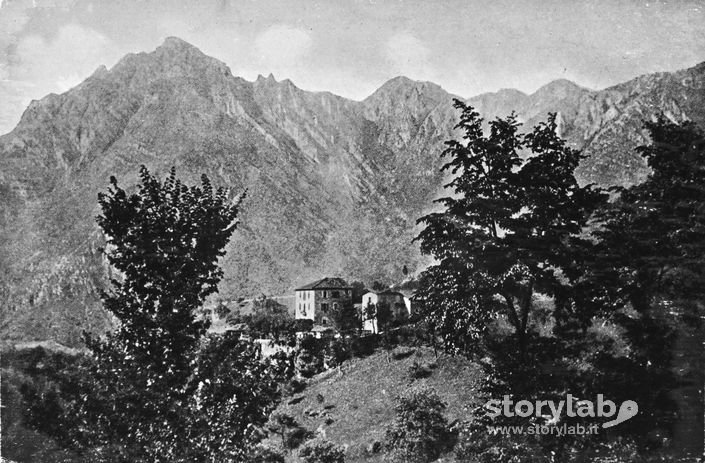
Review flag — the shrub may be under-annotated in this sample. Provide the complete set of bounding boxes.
[295,349,323,378]
[299,438,346,463]
[249,445,286,463]
[268,412,314,451]
[350,335,377,358]
[285,426,314,450]
[391,346,415,360]
[285,377,307,395]
[453,419,549,463]
[407,361,433,380]
[294,319,314,333]
[384,387,454,463]
[325,338,352,367]
[295,336,326,377]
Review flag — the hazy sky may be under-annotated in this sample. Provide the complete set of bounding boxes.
[1,0,704,108]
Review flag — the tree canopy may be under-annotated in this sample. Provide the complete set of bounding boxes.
[22,166,288,462]
[415,100,605,353]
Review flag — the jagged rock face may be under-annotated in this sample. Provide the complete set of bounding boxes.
[1,37,704,344]
[0,38,449,344]
[467,67,705,186]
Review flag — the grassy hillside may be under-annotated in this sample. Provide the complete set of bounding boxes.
[268,347,483,462]
[2,344,482,462]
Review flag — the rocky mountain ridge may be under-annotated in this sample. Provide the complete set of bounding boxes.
[1,37,704,344]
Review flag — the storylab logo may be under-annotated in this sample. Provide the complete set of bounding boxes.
[485,394,638,430]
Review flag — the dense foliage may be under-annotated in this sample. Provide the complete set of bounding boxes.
[415,103,704,460]
[384,387,454,463]
[329,300,361,333]
[20,167,288,462]
[232,295,295,341]
[415,100,605,353]
[299,438,346,463]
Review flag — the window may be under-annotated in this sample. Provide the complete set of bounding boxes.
[332,290,340,298]
[322,303,329,312]
[333,303,339,310]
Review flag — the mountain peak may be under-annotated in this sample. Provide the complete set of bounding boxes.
[385,75,415,86]
[256,73,277,83]
[109,36,235,80]
[91,65,108,78]
[150,36,221,68]
[376,76,440,92]
[532,79,588,99]
[159,36,201,53]
[365,75,452,106]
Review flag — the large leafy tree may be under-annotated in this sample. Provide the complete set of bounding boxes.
[415,100,605,353]
[329,300,360,333]
[22,167,286,462]
[577,117,705,457]
[242,295,295,340]
[94,166,242,389]
[588,117,705,312]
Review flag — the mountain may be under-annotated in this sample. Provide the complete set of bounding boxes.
[1,37,704,344]
[468,67,705,186]
[0,80,37,136]
[0,38,452,344]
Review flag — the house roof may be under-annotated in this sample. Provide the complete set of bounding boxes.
[295,277,352,291]
[363,289,405,297]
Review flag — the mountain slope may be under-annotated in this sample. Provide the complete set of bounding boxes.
[0,38,448,344]
[468,66,705,186]
[1,37,704,344]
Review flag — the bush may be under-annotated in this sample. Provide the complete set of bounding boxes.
[268,350,297,381]
[453,419,549,463]
[267,412,313,451]
[296,349,324,378]
[408,361,433,380]
[299,438,346,463]
[384,387,454,463]
[249,445,285,463]
[391,346,415,360]
[325,338,352,367]
[295,336,326,377]
[285,377,307,395]
[294,319,314,333]
[299,336,327,352]
[350,335,377,358]
[285,427,314,450]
